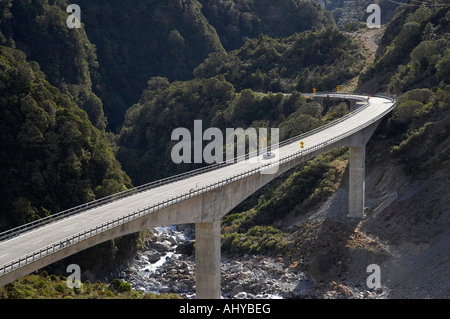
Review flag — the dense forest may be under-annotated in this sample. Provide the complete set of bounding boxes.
[193,27,366,92]
[0,45,131,231]
[75,0,227,130]
[0,0,107,130]
[198,0,334,50]
[1,0,450,298]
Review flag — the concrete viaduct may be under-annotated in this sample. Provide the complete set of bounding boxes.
[0,93,396,298]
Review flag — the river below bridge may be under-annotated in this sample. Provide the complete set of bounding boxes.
[119,225,315,299]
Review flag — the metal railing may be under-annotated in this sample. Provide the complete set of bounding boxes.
[0,93,395,277]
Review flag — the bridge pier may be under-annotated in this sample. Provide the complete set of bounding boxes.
[345,118,383,219]
[348,146,365,219]
[195,221,221,299]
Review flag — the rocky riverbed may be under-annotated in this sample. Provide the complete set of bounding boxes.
[118,225,388,299]
[118,225,316,299]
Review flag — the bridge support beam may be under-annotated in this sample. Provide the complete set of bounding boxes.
[195,221,221,299]
[348,146,365,219]
[345,118,383,219]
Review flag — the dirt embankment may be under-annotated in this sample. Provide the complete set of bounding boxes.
[341,27,385,93]
[283,153,450,298]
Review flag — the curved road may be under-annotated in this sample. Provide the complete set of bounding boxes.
[0,93,395,285]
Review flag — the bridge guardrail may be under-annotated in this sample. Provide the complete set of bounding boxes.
[0,93,395,277]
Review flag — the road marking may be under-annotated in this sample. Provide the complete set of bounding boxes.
[32,239,43,245]
[64,227,75,232]
[0,253,10,258]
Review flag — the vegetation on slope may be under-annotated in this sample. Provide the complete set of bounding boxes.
[0,0,107,130]
[76,0,226,130]
[0,272,179,299]
[357,4,450,174]
[194,27,366,93]
[198,0,335,51]
[222,147,349,255]
[358,4,450,94]
[0,46,131,231]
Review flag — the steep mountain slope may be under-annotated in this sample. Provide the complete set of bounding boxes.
[198,0,335,50]
[1,0,339,131]
[0,45,132,231]
[194,26,366,92]
[0,0,107,130]
[76,0,226,130]
[74,0,336,130]
[357,3,450,94]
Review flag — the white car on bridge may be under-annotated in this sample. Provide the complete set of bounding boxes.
[262,152,275,159]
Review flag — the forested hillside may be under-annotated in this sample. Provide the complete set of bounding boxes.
[0,45,131,231]
[357,3,450,180]
[76,0,226,130]
[198,0,334,50]
[0,1,135,278]
[194,27,366,92]
[0,0,107,130]
[358,3,450,94]
[0,0,339,221]
[0,0,343,285]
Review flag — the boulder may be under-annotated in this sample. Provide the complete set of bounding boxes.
[176,240,195,255]
[144,249,162,263]
[167,236,178,245]
[150,240,172,252]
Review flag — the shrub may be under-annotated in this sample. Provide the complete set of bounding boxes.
[109,279,132,293]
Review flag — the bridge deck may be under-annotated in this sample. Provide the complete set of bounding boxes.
[0,95,394,280]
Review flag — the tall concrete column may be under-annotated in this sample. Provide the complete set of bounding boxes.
[195,221,221,299]
[348,146,365,219]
